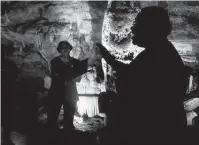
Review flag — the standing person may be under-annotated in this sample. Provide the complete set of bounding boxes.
[47,41,91,133]
[96,6,188,145]
[1,45,18,145]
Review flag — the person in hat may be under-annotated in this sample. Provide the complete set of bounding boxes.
[47,41,91,133]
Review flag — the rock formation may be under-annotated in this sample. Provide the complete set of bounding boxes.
[1,1,199,119]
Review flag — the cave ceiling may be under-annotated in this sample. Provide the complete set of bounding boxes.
[1,1,199,83]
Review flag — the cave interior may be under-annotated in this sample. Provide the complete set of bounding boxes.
[1,1,199,145]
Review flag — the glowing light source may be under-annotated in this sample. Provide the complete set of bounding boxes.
[186,111,198,126]
[77,96,99,117]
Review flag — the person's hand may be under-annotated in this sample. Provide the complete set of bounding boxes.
[95,43,111,57]
[87,66,94,73]
[95,43,107,56]
[92,44,101,59]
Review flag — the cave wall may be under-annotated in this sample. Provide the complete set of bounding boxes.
[102,1,199,65]
[101,1,199,96]
[1,1,199,97]
[1,1,108,95]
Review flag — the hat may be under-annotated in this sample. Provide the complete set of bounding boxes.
[57,41,72,53]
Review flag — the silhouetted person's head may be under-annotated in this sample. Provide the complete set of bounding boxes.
[131,6,172,48]
[57,41,72,57]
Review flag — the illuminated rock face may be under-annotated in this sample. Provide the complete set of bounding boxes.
[102,1,143,63]
[101,0,199,94]
[102,1,199,64]
[1,1,107,93]
[101,1,199,125]
[2,1,198,91]
[1,1,199,118]
[101,1,143,92]
[1,1,107,117]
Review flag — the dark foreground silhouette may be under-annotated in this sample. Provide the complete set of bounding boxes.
[96,6,199,145]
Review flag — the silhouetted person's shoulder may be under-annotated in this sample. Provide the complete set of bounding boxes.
[51,56,62,64]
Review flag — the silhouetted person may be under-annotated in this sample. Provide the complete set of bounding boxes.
[96,6,188,145]
[1,45,18,145]
[47,41,91,136]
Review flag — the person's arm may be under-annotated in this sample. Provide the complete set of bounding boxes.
[72,58,88,80]
[96,43,128,70]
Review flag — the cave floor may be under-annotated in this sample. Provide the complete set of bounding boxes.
[38,107,105,132]
[10,126,102,145]
[5,99,199,145]
[8,110,105,145]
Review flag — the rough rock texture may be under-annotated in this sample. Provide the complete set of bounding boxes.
[102,1,142,63]
[101,1,199,125]
[2,1,199,91]
[101,0,199,96]
[1,1,107,94]
[102,1,199,64]
[1,1,199,120]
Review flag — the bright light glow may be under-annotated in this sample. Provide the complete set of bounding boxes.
[44,75,52,89]
[74,115,83,124]
[77,96,99,117]
[184,98,199,111]
[186,111,198,126]
[187,75,193,94]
